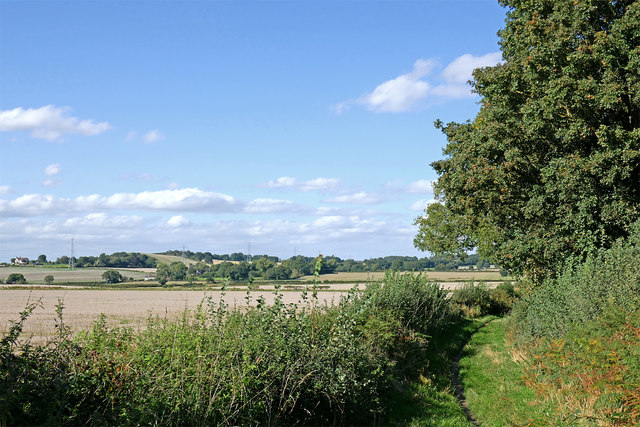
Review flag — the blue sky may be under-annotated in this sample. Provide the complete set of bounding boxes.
[0,0,506,261]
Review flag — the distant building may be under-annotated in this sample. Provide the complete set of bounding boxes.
[14,257,29,265]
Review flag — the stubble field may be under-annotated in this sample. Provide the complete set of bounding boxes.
[0,289,346,343]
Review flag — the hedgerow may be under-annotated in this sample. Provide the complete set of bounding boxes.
[0,272,455,426]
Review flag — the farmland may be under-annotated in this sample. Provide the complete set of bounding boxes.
[297,269,504,282]
[0,289,346,344]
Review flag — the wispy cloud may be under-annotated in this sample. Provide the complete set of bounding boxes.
[43,163,62,187]
[244,198,307,214]
[409,198,435,212]
[264,176,341,192]
[144,129,164,143]
[0,105,111,141]
[0,186,10,196]
[336,52,501,113]
[386,179,435,195]
[325,192,382,205]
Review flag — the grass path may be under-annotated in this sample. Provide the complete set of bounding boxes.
[458,318,551,425]
[386,316,497,426]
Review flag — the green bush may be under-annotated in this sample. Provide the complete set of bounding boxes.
[5,273,26,284]
[452,282,518,317]
[512,222,640,339]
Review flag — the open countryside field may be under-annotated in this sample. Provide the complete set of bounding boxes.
[0,266,150,283]
[145,253,240,265]
[144,253,197,266]
[0,289,347,343]
[298,269,505,282]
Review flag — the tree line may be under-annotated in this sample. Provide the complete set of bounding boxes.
[153,253,497,283]
[24,252,158,269]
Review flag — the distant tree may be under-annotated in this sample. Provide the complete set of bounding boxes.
[56,256,69,265]
[265,265,292,280]
[228,262,252,281]
[254,257,276,276]
[169,261,187,280]
[44,275,54,285]
[156,262,170,283]
[37,254,47,264]
[6,273,27,284]
[102,270,123,284]
[229,252,246,262]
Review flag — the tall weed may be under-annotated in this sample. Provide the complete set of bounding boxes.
[512,223,640,339]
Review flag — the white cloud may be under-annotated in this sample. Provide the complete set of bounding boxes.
[244,198,305,214]
[44,163,61,176]
[0,186,11,196]
[0,105,111,141]
[144,129,164,143]
[266,176,297,188]
[43,163,62,186]
[167,215,191,228]
[441,52,502,84]
[385,179,435,195]
[432,52,502,99]
[101,188,237,211]
[357,59,434,113]
[325,192,382,205]
[0,188,239,217]
[409,198,436,212]
[406,179,435,194]
[337,52,502,112]
[264,176,340,192]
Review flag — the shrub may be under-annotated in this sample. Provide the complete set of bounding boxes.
[5,273,26,284]
[488,282,517,315]
[44,275,54,285]
[364,271,454,336]
[451,283,491,317]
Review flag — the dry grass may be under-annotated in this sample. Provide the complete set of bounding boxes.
[297,270,504,282]
[0,289,346,343]
[0,266,150,284]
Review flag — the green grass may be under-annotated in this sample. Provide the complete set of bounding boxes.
[459,318,552,425]
[385,316,497,426]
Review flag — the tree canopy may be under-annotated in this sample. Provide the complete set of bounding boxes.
[415,0,640,279]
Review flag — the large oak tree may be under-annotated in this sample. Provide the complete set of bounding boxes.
[415,0,640,279]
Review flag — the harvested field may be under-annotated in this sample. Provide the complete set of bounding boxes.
[0,266,150,283]
[297,270,504,282]
[0,289,345,343]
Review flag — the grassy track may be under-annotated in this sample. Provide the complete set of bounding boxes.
[459,318,550,425]
[386,316,499,426]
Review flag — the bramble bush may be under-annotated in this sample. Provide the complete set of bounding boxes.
[0,272,455,426]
